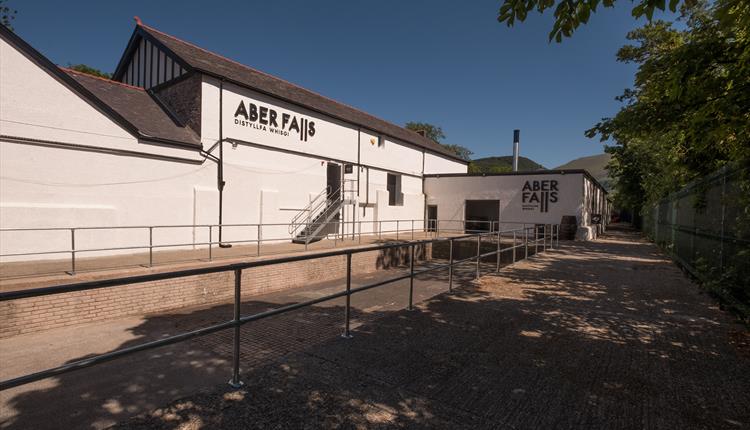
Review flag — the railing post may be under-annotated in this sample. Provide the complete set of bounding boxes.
[496,229,501,272]
[535,226,539,254]
[208,226,213,261]
[411,219,414,240]
[476,234,481,280]
[342,253,353,338]
[148,227,153,267]
[70,228,76,275]
[379,221,382,240]
[525,226,529,259]
[358,220,362,244]
[436,220,440,238]
[396,220,399,241]
[258,224,263,255]
[448,238,454,292]
[408,244,415,311]
[229,268,244,388]
[556,224,560,249]
[543,225,547,252]
[512,231,517,263]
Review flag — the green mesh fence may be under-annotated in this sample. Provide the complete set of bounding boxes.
[642,164,749,318]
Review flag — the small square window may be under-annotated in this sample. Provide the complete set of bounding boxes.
[377,136,385,148]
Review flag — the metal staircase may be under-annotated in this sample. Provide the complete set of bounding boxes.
[290,182,354,244]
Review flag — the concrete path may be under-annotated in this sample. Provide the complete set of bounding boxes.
[2,226,748,429]
[113,226,749,430]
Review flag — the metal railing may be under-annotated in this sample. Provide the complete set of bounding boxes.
[0,219,549,278]
[0,224,559,391]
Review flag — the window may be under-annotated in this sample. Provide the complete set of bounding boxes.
[387,173,403,206]
[377,136,385,148]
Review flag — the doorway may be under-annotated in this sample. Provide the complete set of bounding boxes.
[427,205,438,232]
[465,200,500,232]
[327,162,341,198]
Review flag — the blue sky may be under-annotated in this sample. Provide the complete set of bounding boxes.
[10,1,673,167]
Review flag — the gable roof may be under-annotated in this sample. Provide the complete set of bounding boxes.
[64,69,201,147]
[113,22,467,164]
[0,24,200,150]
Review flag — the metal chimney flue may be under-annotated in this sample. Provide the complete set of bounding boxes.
[512,129,520,172]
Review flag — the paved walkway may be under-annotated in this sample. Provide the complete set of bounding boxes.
[2,226,749,429]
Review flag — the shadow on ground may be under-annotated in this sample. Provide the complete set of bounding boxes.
[1,226,748,429]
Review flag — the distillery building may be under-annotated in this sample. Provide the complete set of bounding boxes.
[0,20,606,264]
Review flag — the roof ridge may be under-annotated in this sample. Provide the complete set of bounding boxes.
[61,67,145,91]
[137,23,437,147]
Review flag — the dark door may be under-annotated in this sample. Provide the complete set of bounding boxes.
[327,162,341,198]
[465,200,500,232]
[427,205,438,232]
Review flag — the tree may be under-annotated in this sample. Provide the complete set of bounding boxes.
[586,1,750,215]
[405,122,446,142]
[1,0,17,30]
[497,0,695,42]
[405,121,474,161]
[68,64,112,79]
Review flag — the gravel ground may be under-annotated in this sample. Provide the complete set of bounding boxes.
[113,225,750,429]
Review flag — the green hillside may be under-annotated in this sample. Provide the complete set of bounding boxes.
[469,156,545,173]
[555,153,612,189]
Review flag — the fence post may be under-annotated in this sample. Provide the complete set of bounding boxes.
[258,225,263,255]
[396,220,399,241]
[543,225,547,252]
[556,224,559,249]
[379,221,382,240]
[148,227,153,267]
[448,238,454,292]
[496,229,501,272]
[512,231,517,263]
[229,268,244,388]
[412,219,414,240]
[535,226,539,254]
[476,234,481,280]
[70,228,76,275]
[525,226,528,259]
[408,244,415,311]
[342,253,353,338]
[208,226,213,261]
[719,170,727,271]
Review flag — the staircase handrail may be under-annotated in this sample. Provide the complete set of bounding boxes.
[289,186,330,235]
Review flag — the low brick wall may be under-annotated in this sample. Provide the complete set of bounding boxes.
[0,244,431,339]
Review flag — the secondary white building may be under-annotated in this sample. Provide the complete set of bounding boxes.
[0,21,467,259]
[424,171,609,240]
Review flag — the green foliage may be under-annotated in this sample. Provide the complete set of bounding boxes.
[1,0,17,30]
[405,122,446,142]
[469,156,545,173]
[586,1,750,215]
[68,64,112,79]
[497,0,693,42]
[405,121,474,161]
[440,144,474,161]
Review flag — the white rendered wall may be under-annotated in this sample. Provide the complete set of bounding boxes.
[424,174,587,232]
[424,152,467,174]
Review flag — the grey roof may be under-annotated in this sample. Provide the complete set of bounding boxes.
[132,24,466,163]
[65,69,201,147]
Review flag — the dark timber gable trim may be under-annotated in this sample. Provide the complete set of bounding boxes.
[113,26,192,89]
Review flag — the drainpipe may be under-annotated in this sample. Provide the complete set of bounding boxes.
[218,79,231,248]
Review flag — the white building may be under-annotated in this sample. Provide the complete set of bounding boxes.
[0,21,607,264]
[424,171,609,240]
[0,21,467,259]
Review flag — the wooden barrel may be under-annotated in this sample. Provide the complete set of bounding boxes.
[559,215,578,240]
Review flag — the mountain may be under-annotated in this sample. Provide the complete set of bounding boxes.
[555,153,612,189]
[469,156,545,173]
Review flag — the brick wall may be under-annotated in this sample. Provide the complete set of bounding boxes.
[0,244,431,339]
